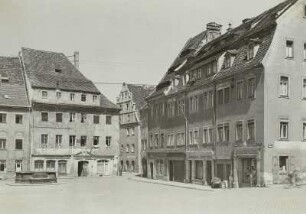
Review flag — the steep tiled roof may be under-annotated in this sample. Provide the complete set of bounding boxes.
[20,48,100,94]
[127,84,155,109]
[150,0,297,98]
[0,56,30,108]
[100,93,120,110]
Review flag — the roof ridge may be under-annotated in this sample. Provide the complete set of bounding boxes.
[0,56,19,59]
[21,47,65,55]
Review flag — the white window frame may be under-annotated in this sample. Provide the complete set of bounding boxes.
[279,120,289,140]
[279,75,289,98]
[285,39,294,58]
[247,119,256,141]
[41,90,48,99]
[236,121,243,142]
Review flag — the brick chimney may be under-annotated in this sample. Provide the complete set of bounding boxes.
[74,51,79,69]
[206,22,222,42]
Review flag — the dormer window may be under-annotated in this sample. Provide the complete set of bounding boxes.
[54,68,62,73]
[42,91,48,99]
[0,71,9,83]
[224,55,232,69]
[247,43,255,60]
[93,95,98,102]
[70,93,75,101]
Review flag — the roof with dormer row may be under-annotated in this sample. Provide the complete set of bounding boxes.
[148,0,297,99]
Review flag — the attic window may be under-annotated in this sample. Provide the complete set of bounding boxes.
[247,44,255,60]
[54,68,62,73]
[0,71,9,83]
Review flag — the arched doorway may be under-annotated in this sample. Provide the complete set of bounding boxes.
[78,161,89,177]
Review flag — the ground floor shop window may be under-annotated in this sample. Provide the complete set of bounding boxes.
[46,160,55,171]
[131,161,135,171]
[34,160,44,171]
[195,161,203,180]
[58,161,67,175]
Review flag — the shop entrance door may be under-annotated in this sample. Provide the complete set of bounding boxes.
[241,158,257,187]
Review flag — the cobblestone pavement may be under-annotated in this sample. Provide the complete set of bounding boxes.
[1,175,306,214]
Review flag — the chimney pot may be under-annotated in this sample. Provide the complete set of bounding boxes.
[74,51,79,69]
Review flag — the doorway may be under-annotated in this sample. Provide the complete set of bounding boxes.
[241,158,257,187]
[97,160,109,175]
[78,161,89,177]
[206,160,212,184]
[150,162,154,179]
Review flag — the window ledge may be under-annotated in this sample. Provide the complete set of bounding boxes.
[279,95,289,99]
[278,138,289,141]
[285,57,294,60]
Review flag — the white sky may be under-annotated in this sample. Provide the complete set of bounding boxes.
[0,0,281,102]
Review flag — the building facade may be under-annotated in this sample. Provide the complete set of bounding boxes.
[19,48,120,177]
[146,0,306,187]
[0,56,31,179]
[117,83,154,173]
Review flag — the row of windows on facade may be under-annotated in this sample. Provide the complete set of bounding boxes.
[0,160,23,172]
[126,127,135,136]
[120,113,136,123]
[118,102,136,112]
[186,40,306,85]
[120,144,135,153]
[0,139,23,150]
[148,121,306,148]
[0,113,23,124]
[39,135,112,148]
[33,160,67,173]
[41,90,99,103]
[279,76,306,98]
[120,160,136,171]
[150,77,256,118]
[40,112,112,124]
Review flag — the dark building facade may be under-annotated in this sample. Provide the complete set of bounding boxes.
[146,0,306,187]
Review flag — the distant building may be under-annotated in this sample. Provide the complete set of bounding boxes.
[139,104,149,177]
[146,0,306,187]
[117,83,154,173]
[0,56,31,179]
[20,48,120,177]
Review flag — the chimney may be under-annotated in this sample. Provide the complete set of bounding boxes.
[206,22,222,42]
[74,51,79,69]
[227,23,233,32]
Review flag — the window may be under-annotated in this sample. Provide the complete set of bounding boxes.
[15,139,23,150]
[286,40,294,58]
[126,128,130,136]
[70,93,75,101]
[208,128,213,143]
[106,136,111,147]
[93,95,98,102]
[80,136,87,147]
[106,115,112,124]
[224,55,232,68]
[203,129,208,144]
[0,113,7,123]
[224,124,229,142]
[279,156,289,172]
[131,128,135,136]
[195,161,203,180]
[247,43,254,60]
[81,113,87,123]
[160,134,165,147]
[0,160,6,172]
[126,144,129,153]
[247,120,255,141]
[69,112,76,122]
[131,144,135,153]
[42,91,48,99]
[280,76,289,97]
[203,92,208,109]
[224,87,230,104]
[280,121,289,140]
[93,115,100,124]
[236,122,243,141]
[302,79,306,99]
[237,81,243,100]
[15,160,22,172]
[69,135,76,146]
[55,135,62,148]
[218,126,224,142]
[15,114,23,124]
[217,89,224,105]
[93,136,99,146]
[41,134,48,148]
[208,91,214,108]
[247,77,255,98]
[0,139,6,149]
[194,130,199,144]
[304,43,306,60]
[189,130,194,145]
[303,122,306,140]
[41,112,48,122]
[56,91,61,99]
[56,113,62,122]
[34,160,44,171]
[46,160,55,171]
[81,94,86,102]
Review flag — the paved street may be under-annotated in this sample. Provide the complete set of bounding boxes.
[1,175,306,214]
